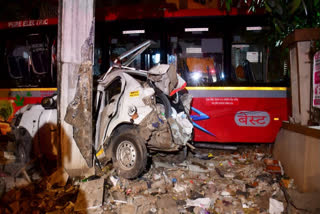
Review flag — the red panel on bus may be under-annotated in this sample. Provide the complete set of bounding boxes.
[188,87,288,143]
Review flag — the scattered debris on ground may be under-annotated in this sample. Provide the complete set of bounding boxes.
[1,144,320,213]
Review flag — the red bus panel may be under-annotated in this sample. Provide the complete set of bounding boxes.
[188,87,288,143]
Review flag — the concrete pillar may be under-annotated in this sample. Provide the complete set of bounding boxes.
[284,28,320,125]
[57,0,95,176]
[289,41,312,125]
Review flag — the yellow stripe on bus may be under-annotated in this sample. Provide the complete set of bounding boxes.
[0,87,287,91]
[0,88,58,92]
[186,87,287,91]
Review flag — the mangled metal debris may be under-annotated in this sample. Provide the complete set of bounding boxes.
[7,40,193,179]
[94,40,194,179]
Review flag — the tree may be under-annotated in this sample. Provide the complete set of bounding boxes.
[220,0,320,45]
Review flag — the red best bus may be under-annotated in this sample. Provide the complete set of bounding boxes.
[0,6,289,144]
[98,7,290,143]
[0,18,57,135]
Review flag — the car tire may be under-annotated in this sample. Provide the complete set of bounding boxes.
[15,128,32,164]
[111,126,147,179]
[156,92,172,119]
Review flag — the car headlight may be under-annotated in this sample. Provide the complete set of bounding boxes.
[41,96,56,109]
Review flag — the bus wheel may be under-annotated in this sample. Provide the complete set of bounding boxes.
[111,126,147,179]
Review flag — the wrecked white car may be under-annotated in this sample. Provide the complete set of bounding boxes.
[10,40,193,179]
[94,40,193,178]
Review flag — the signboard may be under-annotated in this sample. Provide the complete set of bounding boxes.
[234,111,270,127]
[313,51,320,108]
[186,47,202,54]
[246,52,259,63]
[0,18,58,30]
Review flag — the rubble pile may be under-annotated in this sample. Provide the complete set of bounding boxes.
[0,168,79,213]
[103,145,288,214]
[1,145,309,214]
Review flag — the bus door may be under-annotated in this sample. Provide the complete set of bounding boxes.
[226,24,289,143]
[166,19,227,142]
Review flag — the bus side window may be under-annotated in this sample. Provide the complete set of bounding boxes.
[7,56,23,79]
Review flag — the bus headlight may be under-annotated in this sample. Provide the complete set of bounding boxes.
[191,72,202,81]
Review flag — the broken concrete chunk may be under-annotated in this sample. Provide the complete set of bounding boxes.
[186,198,212,209]
[221,191,231,197]
[177,161,209,173]
[119,204,136,214]
[153,173,161,180]
[173,183,187,193]
[269,198,284,214]
[131,180,148,194]
[153,161,175,169]
[156,197,177,208]
[74,177,104,211]
[46,167,69,189]
[111,191,126,203]
[224,173,235,179]
[151,178,165,189]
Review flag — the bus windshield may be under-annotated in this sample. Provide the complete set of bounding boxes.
[164,17,288,87]
[167,27,225,86]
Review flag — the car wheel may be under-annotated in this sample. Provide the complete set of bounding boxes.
[15,128,32,164]
[111,126,147,179]
[156,92,172,119]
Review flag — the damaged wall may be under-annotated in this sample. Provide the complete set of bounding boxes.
[274,124,320,192]
[64,61,93,167]
[57,0,95,174]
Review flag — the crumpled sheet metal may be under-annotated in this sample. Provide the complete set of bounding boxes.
[180,93,192,113]
[148,64,179,96]
[168,113,193,146]
[138,111,178,151]
[65,61,93,167]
